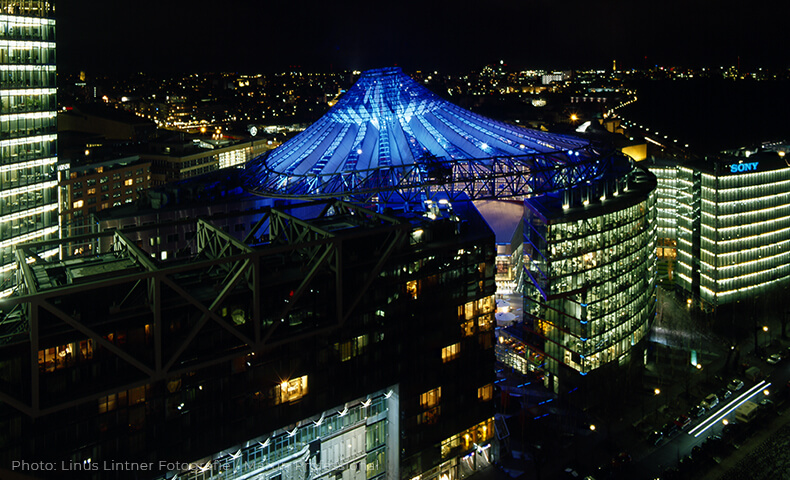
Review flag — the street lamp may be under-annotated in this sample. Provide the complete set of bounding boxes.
[589,424,596,431]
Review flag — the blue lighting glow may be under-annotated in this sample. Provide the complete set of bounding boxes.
[244,67,593,193]
[729,162,759,173]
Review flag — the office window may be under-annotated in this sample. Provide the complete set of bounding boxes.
[273,375,308,405]
[420,387,441,408]
[442,343,460,363]
[477,384,493,402]
[418,387,442,425]
[461,319,475,337]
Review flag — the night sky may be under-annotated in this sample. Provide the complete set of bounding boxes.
[58,0,789,75]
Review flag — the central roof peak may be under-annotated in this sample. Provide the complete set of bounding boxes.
[326,66,439,130]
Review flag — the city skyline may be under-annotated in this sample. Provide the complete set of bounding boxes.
[58,0,790,75]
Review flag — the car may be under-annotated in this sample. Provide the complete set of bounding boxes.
[701,394,719,409]
[674,414,691,429]
[728,378,745,391]
[759,398,775,408]
[662,422,679,438]
[767,354,782,364]
[690,405,706,418]
[702,434,722,449]
[718,387,733,400]
[648,430,664,446]
[691,445,705,460]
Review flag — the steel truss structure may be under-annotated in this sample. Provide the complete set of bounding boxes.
[246,146,631,204]
[0,200,409,417]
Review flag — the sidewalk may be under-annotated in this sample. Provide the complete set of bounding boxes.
[700,407,790,480]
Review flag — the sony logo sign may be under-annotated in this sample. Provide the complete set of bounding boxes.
[730,162,759,173]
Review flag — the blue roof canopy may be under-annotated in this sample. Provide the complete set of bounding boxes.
[243,67,613,200]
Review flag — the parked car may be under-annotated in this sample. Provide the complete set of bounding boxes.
[701,394,719,409]
[663,422,680,438]
[690,405,706,418]
[728,378,745,391]
[767,354,782,365]
[718,387,733,400]
[745,366,762,382]
[674,414,691,429]
[648,430,664,446]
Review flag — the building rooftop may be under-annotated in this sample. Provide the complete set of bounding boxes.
[525,159,656,223]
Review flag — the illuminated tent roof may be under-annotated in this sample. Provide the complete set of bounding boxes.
[244,67,598,198]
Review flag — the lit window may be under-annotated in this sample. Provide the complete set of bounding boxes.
[477,384,493,402]
[461,319,475,337]
[442,343,460,363]
[478,314,493,332]
[273,375,308,405]
[98,393,117,414]
[87,187,96,195]
[336,335,368,362]
[420,387,441,408]
[124,179,133,186]
[72,200,84,209]
[406,279,418,299]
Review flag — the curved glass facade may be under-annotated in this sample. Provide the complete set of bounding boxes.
[521,166,657,382]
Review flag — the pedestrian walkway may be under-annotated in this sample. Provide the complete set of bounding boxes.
[700,405,790,479]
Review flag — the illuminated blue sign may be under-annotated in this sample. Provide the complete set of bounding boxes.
[730,162,759,173]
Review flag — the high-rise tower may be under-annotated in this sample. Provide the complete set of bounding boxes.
[0,0,58,295]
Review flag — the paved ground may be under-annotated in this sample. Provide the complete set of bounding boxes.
[702,411,790,480]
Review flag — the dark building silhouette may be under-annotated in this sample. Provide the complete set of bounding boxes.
[0,199,497,480]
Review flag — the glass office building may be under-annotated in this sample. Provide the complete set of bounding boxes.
[0,0,57,295]
[676,154,790,308]
[520,163,657,391]
[649,161,678,282]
